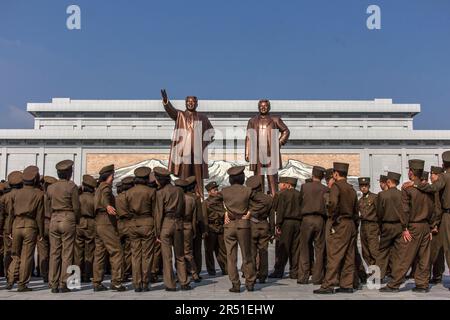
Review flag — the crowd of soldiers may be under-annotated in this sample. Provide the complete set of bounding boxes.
[0,151,449,295]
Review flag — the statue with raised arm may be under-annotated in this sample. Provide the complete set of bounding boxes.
[161,89,214,198]
[245,99,290,196]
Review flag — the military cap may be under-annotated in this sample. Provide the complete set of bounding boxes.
[8,171,23,185]
[174,179,188,187]
[43,176,57,185]
[205,181,218,191]
[153,167,170,177]
[82,175,97,188]
[227,166,245,176]
[442,151,450,164]
[312,166,325,179]
[99,164,115,176]
[408,159,425,171]
[23,166,39,182]
[379,175,388,183]
[325,168,334,180]
[56,160,74,171]
[358,177,370,185]
[279,176,297,187]
[185,176,197,186]
[121,176,134,185]
[421,171,429,181]
[333,162,349,174]
[246,176,262,190]
[431,166,443,175]
[387,171,401,182]
[134,167,151,178]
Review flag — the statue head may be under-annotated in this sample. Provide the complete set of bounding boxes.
[185,96,198,112]
[258,99,271,116]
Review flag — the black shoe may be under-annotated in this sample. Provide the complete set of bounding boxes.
[412,287,429,293]
[165,287,177,292]
[268,272,283,279]
[313,287,335,294]
[336,287,354,293]
[379,286,399,293]
[60,287,72,293]
[430,278,442,285]
[208,271,216,276]
[111,285,126,292]
[181,284,192,291]
[149,274,159,283]
[297,279,309,285]
[142,286,150,292]
[353,284,363,290]
[43,277,49,283]
[17,287,32,292]
[93,284,108,292]
[134,287,142,293]
[259,278,266,284]
[246,285,254,292]
[51,288,59,294]
[5,283,13,290]
[229,285,240,293]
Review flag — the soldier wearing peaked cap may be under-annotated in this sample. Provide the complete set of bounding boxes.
[92,164,126,292]
[153,167,191,291]
[246,175,274,283]
[381,160,435,293]
[74,175,97,283]
[297,166,328,285]
[36,175,57,283]
[315,162,358,294]
[116,177,134,283]
[1,171,23,279]
[6,166,44,292]
[203,181,227,276]
[357,177,379,282]
[46,160,81,293]
[148,173,162,282]
[125,167,156,292]
[270,175,302,280]
[222,166,256,292]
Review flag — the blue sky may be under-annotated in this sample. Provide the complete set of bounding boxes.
[1,0,449,129]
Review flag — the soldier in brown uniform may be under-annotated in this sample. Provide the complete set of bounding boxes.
[36,176,57,284]
[270,176,301,279]
[154,167,191,291]
[0,182,5,278]
[46,160,81,293]
[115,177,133,282]
[92,164,126,292]
[379,175,389,192]
[125,167,157,292]
[357,177,379,269]
[6,166,44,291]
[381,160,435,293]
[2,172,23,279]
[222,166,256,292]
[314,162,359,294]
[297,166,328,285]
[148,172,162,282]
[375,171,403,281]
[203,181,227,276]
[429,166,445,284]
[246,175,274,283]
[74,175,97,283]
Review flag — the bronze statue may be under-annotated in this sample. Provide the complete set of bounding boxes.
[245,99,290,196]
[161,89,214,198]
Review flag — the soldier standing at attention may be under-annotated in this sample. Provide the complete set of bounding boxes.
[148,172,162,283]
[222,166,256,292]
[375,172,403,281]
[125,167,156,292]
[92,164,126,292]
[381,160,435,293]
[74,175,97,283]
[6,166,44,292]
[203,181,227,276]
[245,175,273,284]
[116,177,134,282]
[270,177,302,279]
[46,160,81,293]
[154,167,191,291]
[297,166,328,285]
[357,177,379,272]
[314,162,358,294]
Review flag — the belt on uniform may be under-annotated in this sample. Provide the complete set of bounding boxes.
[409,219,428,224]
[443,209,450,214]
[382,221,400,224]
[164,212,181,219]
[81,215,94,219]
[132,214,153,219]
[361,220,378,223]
[302,213,325,218]
[283,217,302,221]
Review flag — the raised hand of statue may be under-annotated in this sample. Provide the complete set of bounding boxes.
[161,89,169,104]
